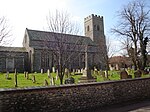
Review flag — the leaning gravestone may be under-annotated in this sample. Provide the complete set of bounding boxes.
[44,79,48,86]
[120,70,128,79]
[134,70,142,78]
[47,69,51,78]
[32,75,36,83]
[50,77,55,85]
[101,71,105,78]
[5,71,9,79]
[26,72,29,80]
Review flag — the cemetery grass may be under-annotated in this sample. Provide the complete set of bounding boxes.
[0,71,150,88]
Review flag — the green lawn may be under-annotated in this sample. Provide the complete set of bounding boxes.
[0,70,150,88]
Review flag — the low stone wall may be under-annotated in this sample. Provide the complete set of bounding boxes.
[0,77,150,112]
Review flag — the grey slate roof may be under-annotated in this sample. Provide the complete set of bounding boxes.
[0,47,27,52]
[26,28,96,46]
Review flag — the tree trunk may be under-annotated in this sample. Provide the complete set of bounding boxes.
[133,42,138,70]
[140,41,147,70]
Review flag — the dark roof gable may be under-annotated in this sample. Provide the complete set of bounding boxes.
[26,28,96,45]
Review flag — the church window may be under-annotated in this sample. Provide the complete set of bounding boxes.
[94,25,96,30]
[87,26,90,31]
[97,25,100,31]
[41,52,50,68]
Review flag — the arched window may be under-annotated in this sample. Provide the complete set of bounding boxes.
[87,26,90,31]
[97,25,100,31]
[94,25,96,30]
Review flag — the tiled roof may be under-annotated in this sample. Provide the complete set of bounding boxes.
[0,47,27,52]
[109,56,132,65]
[26,28,96,46]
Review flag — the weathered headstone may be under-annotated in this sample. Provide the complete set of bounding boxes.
[101,71,105,78]
[81,68,84,74]
[32,75,36,83]
[78,69,81,73]
[55,74,58,80]
[5,71,9,79]
[24,71,26,78]
[26,72,29,79]
[91,70,94,76]
[44,79,48,86]
[134,70,142,78]
[72,69,75,75]
[41,69,43,74]
[65,77,75,84]
[120,70,128,79]
[14,69,17,87]
[52,67,55,73]
[50,77,55,85]
[65,68,70,78]
[47,69,51,78]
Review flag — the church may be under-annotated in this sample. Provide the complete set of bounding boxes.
[0,14,107,72]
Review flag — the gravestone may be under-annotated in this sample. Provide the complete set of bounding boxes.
[5,71,9,79]
[134,70,142,78]
[32,75,36,83]
[120,70,128,79]
[81,68,84,74]
[91,70,94,76]
[24,72,26,78]
[101,71,105,78]
[41,69,43,74]
[78,69,81,73]
[65,77,75,84]
[52,67,55,73]
[44,79,48,86]
[50,77,55,85]
[55,74,58,80]
[47,69,51,78]
[65,68,70,78]
[14,69,17,87]
[26,72,29,80]
[72,69,75,75]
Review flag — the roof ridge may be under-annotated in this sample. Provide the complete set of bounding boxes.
[26,28,90,39]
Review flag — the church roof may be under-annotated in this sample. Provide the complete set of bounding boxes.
[26,28,96,46]
[0,47,27,52]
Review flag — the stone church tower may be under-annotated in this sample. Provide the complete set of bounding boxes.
[84,14,107,69]
[84,14,106,47]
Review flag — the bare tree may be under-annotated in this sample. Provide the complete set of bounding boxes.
[0,16,12,46]
[45,10,85,84]
[112,0,150,70]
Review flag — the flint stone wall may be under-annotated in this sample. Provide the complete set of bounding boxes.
[0,77,150,112]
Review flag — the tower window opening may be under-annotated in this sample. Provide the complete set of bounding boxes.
[94,25,96,30]
[97,25,100,31]
[87,26,90,31]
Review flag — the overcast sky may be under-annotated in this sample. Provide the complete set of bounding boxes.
[0,0,149,55]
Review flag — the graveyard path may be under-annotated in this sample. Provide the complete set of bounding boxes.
[85,100,150,112]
